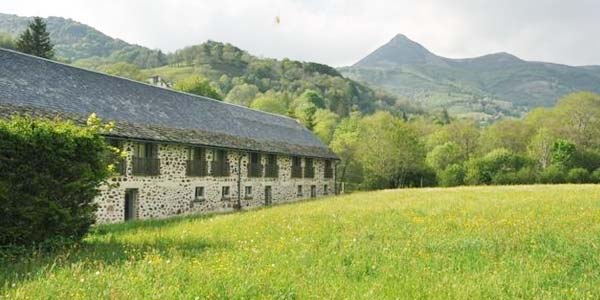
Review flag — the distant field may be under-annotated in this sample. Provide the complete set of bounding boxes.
[2,185,600,299]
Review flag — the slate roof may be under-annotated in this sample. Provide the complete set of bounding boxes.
[0,49,337,159]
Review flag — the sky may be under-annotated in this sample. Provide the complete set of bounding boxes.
[1,0,600,67]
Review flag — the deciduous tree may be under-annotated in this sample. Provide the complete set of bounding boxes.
[174,76,222,100]
[249,96,287,115]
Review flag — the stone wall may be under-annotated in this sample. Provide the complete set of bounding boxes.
[96,141,335,223]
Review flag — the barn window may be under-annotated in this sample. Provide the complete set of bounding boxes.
[195,186,205,200]
[265,154,278,178]
[244,186,253,199]
[304,158,314,178]
[222,186,230,200]
[248,152,263,177]
[212,149,229,176]
[187,147,207,176]
[291,156,302,178]
[132,142,159,176]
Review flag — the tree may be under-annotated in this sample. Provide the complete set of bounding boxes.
[465,148,531,185]
[330,112,363,191]
[551,139,576,169]
[554,92,600,150]
[426,142,462,171]
[225,84,259,107]
[356,112,425,189]
[539,165,565,184]
[174,76,223,100]
[436,108,451,125]
[480,119,533,154]
[527,127,554,169]
[294,99,317,130]
[249,96,287,115]
[297,90,326,109]
[438,164,465,187]
[0,114,113,247]
[427,120,480,160]
[312,109,339,144]
[16,17,54,59]
[0,32,16,50]
[566,168,591,183]
[592,168,600,183]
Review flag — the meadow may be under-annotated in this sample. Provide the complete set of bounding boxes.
[2,185,600,299]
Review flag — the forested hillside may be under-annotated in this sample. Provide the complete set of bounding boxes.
[148,41,392,116]
[0,13,167,67]
[341,34,600,121]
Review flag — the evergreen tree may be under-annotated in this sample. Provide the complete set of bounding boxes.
[16,17,54,59]
[440,108,451,124]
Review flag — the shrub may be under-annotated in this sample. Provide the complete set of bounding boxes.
[403,166,437,188]
[426,142,461,171]
[438,164,464,187]
[539,165,565,184]
[492,172,519,185]
[174,76,222,100]
[566,168,591,183]
[515,167,539,184]
[465,149,532,185]
[551,139,576,168]
[572,150,600,172]
[593,168,600,184]
[0,115,113,248]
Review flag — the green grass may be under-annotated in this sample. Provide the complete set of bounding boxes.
[3,185,600,299]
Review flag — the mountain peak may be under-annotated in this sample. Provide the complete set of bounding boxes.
[390,33,409,41]
[482,52,521,61]
[353,34,444,67]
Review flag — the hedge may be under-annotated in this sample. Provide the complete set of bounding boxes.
[566,168,591,183]
[0,115,113,248]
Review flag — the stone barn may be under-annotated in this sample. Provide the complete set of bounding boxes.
[0,49,338,223]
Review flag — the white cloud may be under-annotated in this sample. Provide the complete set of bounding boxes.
[1,0,599,66]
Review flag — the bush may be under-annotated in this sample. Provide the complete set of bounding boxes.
[491,172,519,185]
[539,165,565,184]
[174,76,223,100]
[572,150,600,172]
[515,167,539,184]
[407,166,438,188]
[465,149,532,185]
[0,115,112,248]
[593,168,600,183]
[438,164,464,187]
[426,142,461,171]
[566,168,591,183]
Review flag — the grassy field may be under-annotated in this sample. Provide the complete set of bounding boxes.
[2,185,600,299]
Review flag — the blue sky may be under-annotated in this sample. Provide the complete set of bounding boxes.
[1,0,600,66]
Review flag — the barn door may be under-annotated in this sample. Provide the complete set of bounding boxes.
[124,189,138,221]
[264,186,272,206]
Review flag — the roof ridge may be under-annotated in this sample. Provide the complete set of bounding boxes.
[0,47,302,123]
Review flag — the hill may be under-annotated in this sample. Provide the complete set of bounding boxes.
[143,41,389,116]
[0,13,391,117]
[340,34,600,121]
[2,185,600,299]
[0,13,167,67]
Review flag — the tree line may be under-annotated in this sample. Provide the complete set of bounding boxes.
[332,91,600,191]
